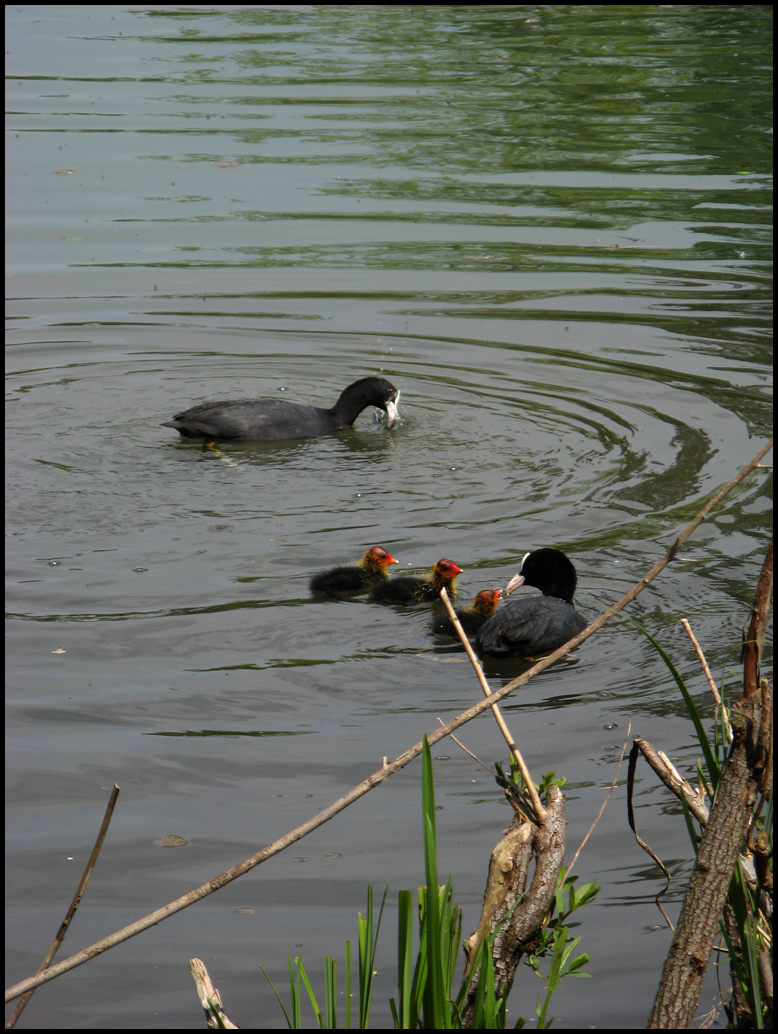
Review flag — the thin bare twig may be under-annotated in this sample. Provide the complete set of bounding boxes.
[6,438,771,1005]
[435,720,539,823]
[627,742,676,932]
[680,619,721,703]
[565,721,631,881]
[5,784,120,1028]
[439,586,546,824]
[435,719,494,777]
[680,618,732,745]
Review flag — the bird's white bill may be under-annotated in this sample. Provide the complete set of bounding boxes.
[505,572,525,595]
[385,393,400,425]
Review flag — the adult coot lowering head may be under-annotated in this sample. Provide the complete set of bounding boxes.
[431,588,502,637]
[310,546,399,595]
[162,376,399,441]
[475,548,587,658]
[370,558,462,604]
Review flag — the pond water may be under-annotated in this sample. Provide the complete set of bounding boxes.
[5,6,772,1029]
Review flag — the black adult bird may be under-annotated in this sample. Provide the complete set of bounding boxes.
[310,546,399,594]
[432,588,502,637]
[162,376,399,441]
[370,558,462,603]
[475,548,587,658]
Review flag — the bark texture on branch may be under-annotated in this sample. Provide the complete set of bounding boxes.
[631,738,710,827]
[189,958,240,1029]
[742,538,772,700]
[461,785,566,1028]
[647,683,771,1028]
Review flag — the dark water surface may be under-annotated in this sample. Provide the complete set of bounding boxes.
[6,6,772,1029]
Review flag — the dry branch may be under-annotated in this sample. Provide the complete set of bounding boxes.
[647,539,774,1028]
[680,619,723,706]
[5,784,120,1028]
[631,738,710,827]
[647,682,771,1027]
[189,958,240,1029]
[450,685,628,1027]
[743,538,773,699]
[461,785,567,1027]
[439,585,545,823]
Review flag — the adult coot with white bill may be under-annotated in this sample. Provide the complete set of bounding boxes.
[163,377,399,441]
[475,548,586,658]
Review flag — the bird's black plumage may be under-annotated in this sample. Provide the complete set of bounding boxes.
[310,546,398,594]
[370,559,462,603]
[475,549,586,658]
[163,377,399,441]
